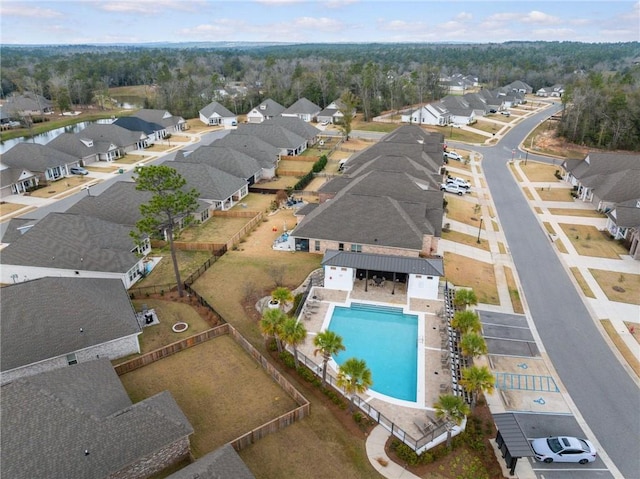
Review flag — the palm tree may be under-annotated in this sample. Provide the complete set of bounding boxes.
[434,394,470,448]
[260,308,287,352]
[453,288,478,310]
[271,286,293,311]
[313,330,346,386]
[279,317,307,369]
[460,365,495,408]
[336,358,373,412]
[459,331,488,363]
[451,310,481,334]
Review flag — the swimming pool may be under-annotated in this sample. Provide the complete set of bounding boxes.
[329,302,419,403]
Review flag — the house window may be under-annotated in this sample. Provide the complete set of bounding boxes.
[314,240,320,252]
[350,244,362,253]
[67,353,78,365]
[338,243,344,251]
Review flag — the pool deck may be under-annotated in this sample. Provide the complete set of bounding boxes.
[297,282,452,442]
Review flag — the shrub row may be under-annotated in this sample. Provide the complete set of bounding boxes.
[292,154,328,190]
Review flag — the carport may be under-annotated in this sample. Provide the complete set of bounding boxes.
[493,413,535,475]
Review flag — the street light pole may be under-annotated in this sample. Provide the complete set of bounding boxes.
[476,217,483,244]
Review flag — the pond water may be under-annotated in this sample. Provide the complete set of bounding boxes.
[0,119,114,154]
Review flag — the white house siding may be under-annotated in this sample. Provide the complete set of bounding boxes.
[323,265,355,291]
[1,262,145,289]
[0,334,141,385]
[407,273,439,299]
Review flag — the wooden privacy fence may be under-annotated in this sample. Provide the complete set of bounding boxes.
[114,322,310,451]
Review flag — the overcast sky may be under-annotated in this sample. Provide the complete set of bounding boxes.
[1,0,638,45]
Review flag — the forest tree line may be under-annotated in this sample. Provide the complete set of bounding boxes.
[1,41,639,150]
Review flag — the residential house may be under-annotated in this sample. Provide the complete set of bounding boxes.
[462,92,491,117]
[112,116,166,143]
[234,122,309,156]
[177,146,263,185]
[322,250,444,300]
[67,181,213,234]
[507,80,534,95]
[3,91,54,118]
[132,108,186,133]
[494,86,526,108]
[0,165,39,198]
[476,89,504,112]
[263,115,321,146]
[170,161,249,211]
[166,444,255,479]
[536,84,565,97]
[317,99,356,125]
[561,152,640,211]
[440,77,467,94]
[1,277,141,384]
[48,132,100,165]
[1,358,194,479]
[604,199,640,259]
[1,142,82,185]
[74,123,149,161]
[402,102,450,126]
[246,98,285,123]
[199,101,238,127]
[281,97,321,122]
[0,212,151,288]
[440,95,476,125]
[212,132,281,179]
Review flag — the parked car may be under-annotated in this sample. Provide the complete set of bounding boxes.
[446,176,471,189]
[443,151,463,161]
[440,183,468,195]
[500,110,511,117]
[489,109,497,113]
[530,436,597,464]
[69,166,89,175]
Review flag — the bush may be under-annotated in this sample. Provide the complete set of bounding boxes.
[297,365,316,382]
[279,350,296,369]
[391,440,420,466]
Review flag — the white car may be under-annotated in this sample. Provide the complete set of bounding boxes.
[530,436,597,464]
[443,151,463,161]
[440,183,468,195]
[500,110,511,117]
[446,176,471,189]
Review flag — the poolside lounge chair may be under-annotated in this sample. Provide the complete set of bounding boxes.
[414,420,434,436]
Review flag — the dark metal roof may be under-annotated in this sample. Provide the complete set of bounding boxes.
[322,250,443,276]
[493,413,535,457]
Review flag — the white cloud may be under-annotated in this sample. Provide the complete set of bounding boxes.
[0,3,62,18]
[521,10,561,25]
[325,0,359,8]
[291,16,344,32]
[98,0,207,14]
[254,0,305,5]
[377,19,427,33]
[455,12,473,22]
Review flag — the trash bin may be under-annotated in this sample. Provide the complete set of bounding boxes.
[118,168,124,174]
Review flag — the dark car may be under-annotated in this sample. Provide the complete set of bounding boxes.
[489,109,497,113]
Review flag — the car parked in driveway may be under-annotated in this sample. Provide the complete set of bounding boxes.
[440,183,468,195]
[443,150,463,161]
[446,176,471,189]
[69,166,89,175]
[530,436,597,464]
[500,110,511,117]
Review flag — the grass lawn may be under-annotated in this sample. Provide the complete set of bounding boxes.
[504,266,524,314]
[548,208,605,218]
[559,224,629,258]
[600,320,640,378]
[351,119,399,133]
[589,269,640,305]
[119,336,300,458]
[442,230,490,251]
[0,202,30,217]
[179,216,256,243]
[519,162,560,182]
[443,252,499,305]
[128,299,214,354]
[569,267,596,298]
[135,249,214,288]
[27,176,91,198]
[444,197,482,226]
[537,187,574,202]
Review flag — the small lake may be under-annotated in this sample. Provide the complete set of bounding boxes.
[0,119,114,154]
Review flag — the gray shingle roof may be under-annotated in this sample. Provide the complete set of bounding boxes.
[213,133,279,169]
[132,108,186,128]
[235,123,306,150]
[0,212,140,273]
[167,444,256,479]
[1,359,193,479]
[322,250,444,276]
[282,97,321,116]
[66,181,151,226]
[180,145,261,180]
[77,123,146,148]
[170,161,248,201]
[264,115,321,140]
[113,116,164,135]
[0,167,37,189]
[1,142,80,172]
[248,98,285,118]
[199,101,236,119]
[47,132,98,160]
[0,217,40,244]
[1,277,140,371]
[4,92,53,113]
[606,199,640,227]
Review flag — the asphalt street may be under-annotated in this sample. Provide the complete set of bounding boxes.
[469,108,639,478]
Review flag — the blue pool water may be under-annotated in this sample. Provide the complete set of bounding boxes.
[329,303,418,402]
